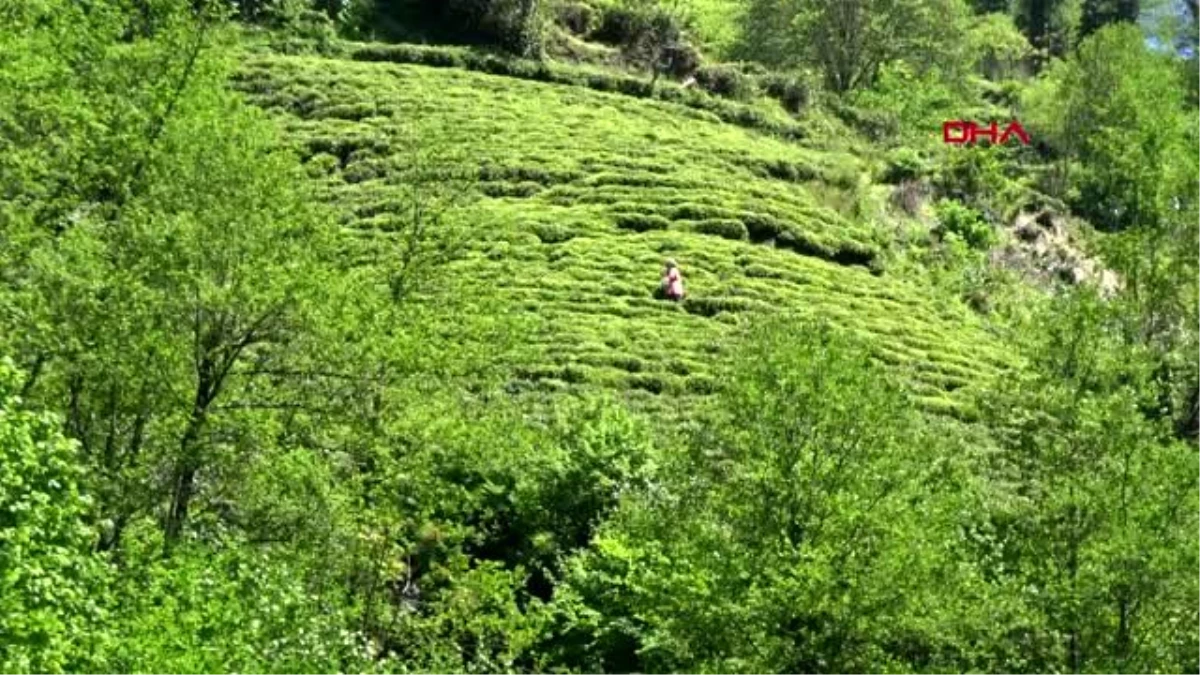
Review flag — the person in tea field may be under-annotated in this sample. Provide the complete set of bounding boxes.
[661,259,685,301]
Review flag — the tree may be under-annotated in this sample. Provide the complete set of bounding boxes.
[1022,23,1194,232]
[977,291,1199,672]
[736,0,972,92]
[1014,0,1081,64]
[638,0,691,86]
[0,0,350,554]
[552,319,1008,672]
[967,10,1035,79]
[1081,0,1141,36]
[1100,213,1200,443]
[733,0,794,63]
[595,0,695,85]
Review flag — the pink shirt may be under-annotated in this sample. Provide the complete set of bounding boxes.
[666,268,684,297]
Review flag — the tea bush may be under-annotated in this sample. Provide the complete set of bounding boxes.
[694,64,756,100]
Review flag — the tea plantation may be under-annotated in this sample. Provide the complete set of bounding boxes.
[234,51,1014,420]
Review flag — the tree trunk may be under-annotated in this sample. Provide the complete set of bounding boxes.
[1116,594,1131,665]
[162,361,215,555]
[162,411,204,555]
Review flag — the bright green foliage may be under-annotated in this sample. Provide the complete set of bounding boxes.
[934,198,997,250]
[0,359,106,673]
[673,0,742,57]
[298,389,655,672]
[1,0,1197,671]
[551,320,1008,672]
[0,0,367,553]
[967,11,1035,79]
[1102,151,1197,444]
[977,291,1200,672]
[102,532,374,673]
[735,0,972,92]
[233,52,1013,420]
[849,62,976,149]
[1022,23,1195,231]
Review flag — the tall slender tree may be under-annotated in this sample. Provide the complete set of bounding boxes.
[1014,0,1080,64]
[1081,0,1141,36]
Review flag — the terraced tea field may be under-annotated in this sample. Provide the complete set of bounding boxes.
[235,51,1015,419]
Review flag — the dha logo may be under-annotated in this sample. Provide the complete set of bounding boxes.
[943,120,1031,146]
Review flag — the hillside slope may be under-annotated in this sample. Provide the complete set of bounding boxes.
[235,51,1015,418]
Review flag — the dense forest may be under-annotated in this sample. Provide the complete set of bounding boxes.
[1,0,1198,672]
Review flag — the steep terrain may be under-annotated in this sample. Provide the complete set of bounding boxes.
[234,51,1018,419]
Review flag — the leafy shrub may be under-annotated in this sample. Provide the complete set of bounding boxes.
[933,199,996,250]
[722,105,768,129]
[615,213,670,232]
[342,158,386,183]
[627,374,668,394]
[419,46,467,67]
[665,360,692,376]
[761,71,812,113]
[880,148,929,184]
[757,158,818,182]
[533,222,575,244]
[614,77,652,97]
[694,64,755,100]
[821,160,860,189]
[553,320,973,673]
[304,152,340,177]
[831,100,900,144]
[315,102,377,121]
[585,72,620,91]
[933,145,1011,208]
[848,62,964,148]
[591,6,650,46]
[776,228,835,260]
[742,263,783,278]
[606,355,645,373]
[685,375,719,394]
[832,240,880,270]
[683,296,755,317]
[981,78,1023,107]
[733,61,770,78]
[104,537,371,673]
[481,181,542,197]
[967,12,1032,81]
[741,212,786,242]
[267,6,338,55]
[555,1,599,36]
[692,218,748,241]
[532,398,655,555]
[394,0,545,57]
[670,203,737,220]
[0,360,106,673]
[590,4,696,78]
[662,42,702,78]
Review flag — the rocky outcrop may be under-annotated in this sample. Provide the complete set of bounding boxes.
[992,209,1122,298]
